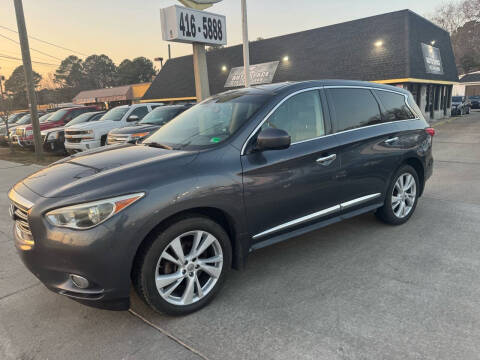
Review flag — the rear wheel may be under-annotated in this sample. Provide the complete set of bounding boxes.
[134,217,232,315]
[376,165,419,225]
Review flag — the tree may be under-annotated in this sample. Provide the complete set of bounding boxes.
[4,65,42,109]
[83,54,117,88]
[116,57,156,85]
[54,55,85,88]
[429,1,480,74]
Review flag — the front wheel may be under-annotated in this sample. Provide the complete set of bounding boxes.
[376,165,419,225]
[133,216,232,315]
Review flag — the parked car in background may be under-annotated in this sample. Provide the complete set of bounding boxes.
[451,96,470,115]
[107,104,192,145]
[42,111,106,153]
[8,80,434,315]
[16,106,98,147]
[64,103,162,153]
[0,113,28,144]
[469,95,480,109]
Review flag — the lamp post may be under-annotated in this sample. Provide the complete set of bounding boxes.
[241,0,250,87]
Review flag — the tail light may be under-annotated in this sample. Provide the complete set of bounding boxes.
[425,128,435,136]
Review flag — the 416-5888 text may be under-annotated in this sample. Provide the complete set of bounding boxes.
[179,11,223,41]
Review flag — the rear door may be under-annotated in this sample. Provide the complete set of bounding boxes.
[325,87,416,207]
[242,89,343,242]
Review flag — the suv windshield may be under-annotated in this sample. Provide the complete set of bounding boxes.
[100,107,129,121]
[67,112,96,126]
[139,107,183,126]
[15,114,31,125]
[39,113,53,122]
[46,109,70,122]
[145,91,271,149]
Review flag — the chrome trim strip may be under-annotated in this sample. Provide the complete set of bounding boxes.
[8,188,34,209]
[340,193,381,210]
[240,85,419,155]
[252,193,382,239]
[253,204,340,239]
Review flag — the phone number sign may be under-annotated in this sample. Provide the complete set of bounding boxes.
[160,5,226,45]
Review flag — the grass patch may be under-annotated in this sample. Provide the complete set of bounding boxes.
[0,145,64,166]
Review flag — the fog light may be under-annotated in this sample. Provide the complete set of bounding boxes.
[70,274,89,289]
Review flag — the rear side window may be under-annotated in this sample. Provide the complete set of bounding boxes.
[130,106,149,119]
[328,88,382,132]
[375,90,415,121]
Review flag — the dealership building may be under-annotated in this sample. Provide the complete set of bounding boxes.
[142,9,458,120]
[73,82,151,109]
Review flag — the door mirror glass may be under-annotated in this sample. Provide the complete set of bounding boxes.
[127,114,139,122]
[256,128,291,151]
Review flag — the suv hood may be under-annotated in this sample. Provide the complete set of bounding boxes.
[22,144,197,198]
[41,126,65,134]
[110,124,160,135]
[68,120,120,131]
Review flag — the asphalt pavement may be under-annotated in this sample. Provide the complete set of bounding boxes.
[1,111,480,360]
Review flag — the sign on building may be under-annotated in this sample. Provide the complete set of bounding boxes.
[160,5,226,45]
[421,43,444,75]
[224,61,279,88]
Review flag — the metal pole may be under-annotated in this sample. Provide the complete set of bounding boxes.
[168,44,171,60]
[241,0,250,87]
[192,43,210,102]
[13,0,42,160]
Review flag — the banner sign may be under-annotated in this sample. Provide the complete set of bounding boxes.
[421,43,444,75]
[224,61,279,88]
[160,5,226,45]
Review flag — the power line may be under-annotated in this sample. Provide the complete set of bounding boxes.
[0,24,87,56]
[0,33,63,61]
[0,53,58,66]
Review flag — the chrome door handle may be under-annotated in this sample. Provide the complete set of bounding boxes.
[384,137,399,144]
[316,154,336,166]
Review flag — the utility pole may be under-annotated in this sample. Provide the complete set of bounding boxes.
[192,43,210,102]
[13,0,42,160]
[241,0,250,87]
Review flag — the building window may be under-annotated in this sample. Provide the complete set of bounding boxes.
[434,86,440,110]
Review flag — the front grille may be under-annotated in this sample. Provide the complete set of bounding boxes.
[66,138,82,143]
[9,198,34,250]
[65,130,89,136]
[107,134,129,145]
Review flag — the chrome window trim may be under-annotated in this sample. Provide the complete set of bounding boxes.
[240,85,419,155]
[252,193,381,239]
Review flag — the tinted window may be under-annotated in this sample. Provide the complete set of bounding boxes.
[99,107,129,121]
[375,91,415,121]
[262,90,325,143]
[130,106,149,119]
[328,88,381,132]
[139,107,183,126]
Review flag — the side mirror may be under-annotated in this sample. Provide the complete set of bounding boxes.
[256,127,291,151]
[127,114,139,122]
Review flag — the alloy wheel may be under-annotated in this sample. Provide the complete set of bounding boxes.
[154,230,223,306]
[391,173,417,218]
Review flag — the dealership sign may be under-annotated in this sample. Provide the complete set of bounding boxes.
[421,43,444,75]
[225,61,279,88]
[160,5,226,45]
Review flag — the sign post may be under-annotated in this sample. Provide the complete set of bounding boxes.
[241,0,250,87]
[161,3,226,102]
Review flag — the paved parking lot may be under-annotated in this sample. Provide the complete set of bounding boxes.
[1,112,480,360]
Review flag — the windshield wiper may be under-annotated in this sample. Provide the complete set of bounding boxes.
[143,141,173,150]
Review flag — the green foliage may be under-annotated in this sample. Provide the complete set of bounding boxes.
[116,57,156,85]
[4,66,42,109]
[54,55,86,88]
[83,54,117,88]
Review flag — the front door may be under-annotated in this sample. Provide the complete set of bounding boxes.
[241,89,342,242]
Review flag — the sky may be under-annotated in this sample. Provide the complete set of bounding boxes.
[0,0,444,83]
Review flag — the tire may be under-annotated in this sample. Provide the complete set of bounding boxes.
[376,165,420,225]
[133,216,232,315]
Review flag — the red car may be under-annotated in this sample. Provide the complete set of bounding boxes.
[17,106,99,147]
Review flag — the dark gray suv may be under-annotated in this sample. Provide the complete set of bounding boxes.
[8,80,434,315]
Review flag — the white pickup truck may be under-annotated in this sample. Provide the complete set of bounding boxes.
[64,103,163,153]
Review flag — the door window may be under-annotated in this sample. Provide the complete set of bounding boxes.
[328,88,382,132]
[375,90,415,121]
[261,90,325,143]
[130,106,149,120]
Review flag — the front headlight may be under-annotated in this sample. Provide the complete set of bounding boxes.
[47,131,60,140]
[45,193,144,229]
[131,132,150,139]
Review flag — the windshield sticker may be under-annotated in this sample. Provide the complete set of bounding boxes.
[210,137,221,143]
